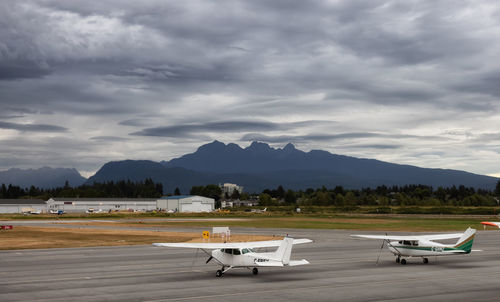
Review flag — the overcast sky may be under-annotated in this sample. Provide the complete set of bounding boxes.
[1,0,500,178]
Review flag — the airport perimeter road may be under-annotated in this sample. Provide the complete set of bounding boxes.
[1,229,499,302]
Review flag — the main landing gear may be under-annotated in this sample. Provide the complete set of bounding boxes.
[216,266,232,277]
[215,267,259,277]
[396,257,429,265]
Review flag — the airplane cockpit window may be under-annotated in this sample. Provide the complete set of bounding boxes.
[403,240,411,245]
[412,241,419,246]
[220,249,224,252]
[398,241,402,244]
[242,248,250,254]
[233,249,241,255]
[224,249,233,254]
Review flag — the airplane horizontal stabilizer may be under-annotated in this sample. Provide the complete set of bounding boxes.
[288,259,310,266]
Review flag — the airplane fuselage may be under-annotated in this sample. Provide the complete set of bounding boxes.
[387,241,468,257]
[211,249,279,267]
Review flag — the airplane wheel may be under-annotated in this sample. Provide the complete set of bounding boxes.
[423,258,429,264]
[216,270,223,277]
[396,257,400,263]
[252,268,258,275]
[401,259,407,265]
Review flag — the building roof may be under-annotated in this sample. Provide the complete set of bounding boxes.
[160,195,195,200]
[49,198,157,202]
[0,199,46,205]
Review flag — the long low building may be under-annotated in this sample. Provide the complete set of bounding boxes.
[0,196,216,213]
[47,198,158,213]
[157,195,215,212]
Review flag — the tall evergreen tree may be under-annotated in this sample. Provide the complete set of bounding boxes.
[174,187,181,195]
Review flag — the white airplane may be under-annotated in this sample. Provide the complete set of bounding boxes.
[153,237,312,277]
[481,221,500,228]
[251,207,267,213]
[351,227,476,265]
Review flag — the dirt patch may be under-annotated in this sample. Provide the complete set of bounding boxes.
[0,226,277,250]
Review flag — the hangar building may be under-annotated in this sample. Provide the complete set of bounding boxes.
[157,195,214,212]
[0,199,47,213]
[47,198,158,213]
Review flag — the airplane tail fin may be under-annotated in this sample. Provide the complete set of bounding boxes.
[274,237,293,265]
[454,227,476,253]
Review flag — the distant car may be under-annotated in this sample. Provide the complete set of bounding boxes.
[50,210,65,215]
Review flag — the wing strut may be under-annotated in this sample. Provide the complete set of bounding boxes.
[375,237,386,266]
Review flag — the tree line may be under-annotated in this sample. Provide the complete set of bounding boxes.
[0,178,164,199]
[258,182,500,207]
[2,179,500,207]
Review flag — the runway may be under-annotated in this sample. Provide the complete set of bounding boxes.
[1,228,499,301]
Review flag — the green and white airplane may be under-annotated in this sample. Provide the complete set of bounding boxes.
[352,227,476,265]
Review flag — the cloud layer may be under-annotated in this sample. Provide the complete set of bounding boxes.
[1,0,500,178]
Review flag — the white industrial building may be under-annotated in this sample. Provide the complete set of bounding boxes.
[0,199,47,213]
[47,198,158,213]
[0,196,215,213]
[220,183,244,196]
[157,195,214,212]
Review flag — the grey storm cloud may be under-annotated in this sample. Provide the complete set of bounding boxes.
[89,136,130,142]
[131,121,282,138]
[130,120,335,138]
[241,132,445,144]
[1,0,500,177]
[0,121,67,132]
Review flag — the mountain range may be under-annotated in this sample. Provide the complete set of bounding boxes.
[85,141,498,193]
[0,167,87,189]
[2,141,497,192]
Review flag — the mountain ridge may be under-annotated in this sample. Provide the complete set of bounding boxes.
[88,141,497,193]
[0,167,87,189]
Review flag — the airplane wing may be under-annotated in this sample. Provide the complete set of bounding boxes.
[481,221,500,228]
[351,233,463,241]
[153,238,313,249]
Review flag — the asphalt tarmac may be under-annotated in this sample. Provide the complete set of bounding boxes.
[1,228,499,302]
